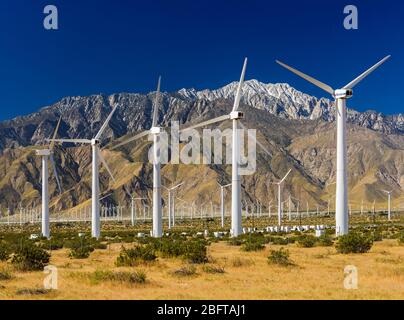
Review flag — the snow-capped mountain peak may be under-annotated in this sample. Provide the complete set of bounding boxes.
[177,79,333,121]
[176,79,403,133]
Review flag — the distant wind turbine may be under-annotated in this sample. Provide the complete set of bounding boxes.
[382,190,393,221]
[218,182,231,228]
[271,169,292,226]
[164,182,184,229]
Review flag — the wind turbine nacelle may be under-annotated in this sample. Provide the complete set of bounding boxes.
[91,139,100,146]
[150,127,163,134]
[36,149,51,156]
[334,89,353,99]
[230,111,244,120]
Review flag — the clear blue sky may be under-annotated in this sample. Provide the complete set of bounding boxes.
[0,0,402,120]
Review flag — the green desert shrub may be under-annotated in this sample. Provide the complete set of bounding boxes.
[268,248,294,267]
[202,264,225,274]
[69,246,94,259]
[150,238,208,264]
[0,242,11,261]
[371,231,383,242]
[316,235,334,247]
[67,238,95,259]
[0,267,13,280]
[336,232,373,254]
[11,241,50,271]
[91,241,108,250]
[183,241,208,264]
[271,236,294,245]
[227,237,244,246]
[151,238,186,258]
[230,257,255,268]
[241,239,265,252]
[90,270,147,284]
[15,288,51,296]
[65,237,108,259]
[296,235,317,248]
[116,245,157,267]
[398,232,404,245]
[38,239,64,251]
[172,265,197,277]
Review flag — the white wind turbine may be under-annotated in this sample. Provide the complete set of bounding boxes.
[218,182,231,228]
[179,58,248,237]
[276,55,391,236]
[110,77,164,237]
[164,182,183,229]
[48,106,118,238]
[382,190,393,221]
[272,169,292,226]
[36,116,63,238]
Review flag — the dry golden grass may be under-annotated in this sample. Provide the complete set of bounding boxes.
[0,240,404,300]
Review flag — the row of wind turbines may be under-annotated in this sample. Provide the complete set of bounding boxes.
[35,55,390,239]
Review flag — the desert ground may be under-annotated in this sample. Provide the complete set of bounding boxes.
[0,215,404,300]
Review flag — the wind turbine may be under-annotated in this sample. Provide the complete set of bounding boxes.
[272,169,292,226]
[276,55,390,236]
[229,58,248,237]
[268,200,273,218]
[178,58,274,235]
[48,105,118,238]
[130,196,146,226]
[218,182,231,228]
[110,77,164,237]
[382,190,393,221]
[164,182,184,229]
[179,58,248,237]
[36,116,63,238]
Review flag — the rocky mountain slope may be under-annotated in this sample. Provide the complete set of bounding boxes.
[0,81,403,215]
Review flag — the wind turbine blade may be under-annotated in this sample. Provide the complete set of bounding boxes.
[180,114,230,133]
[224,183,232,188]
[171,182,184,190]
[276,60,334,95]
[109,130,150,150]
[100,193,113,201]
[152,76,161,128]
[232,57,248,112]
[97,148,116,183]
[50,154,62,194]
[343,55,391,89]
[239,121,273,158]
[95,104,118,140]
[279,169,292,184]
[48,138,92,144]
[49,116,62,150]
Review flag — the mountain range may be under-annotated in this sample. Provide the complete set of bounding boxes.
[0,80,403,215]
